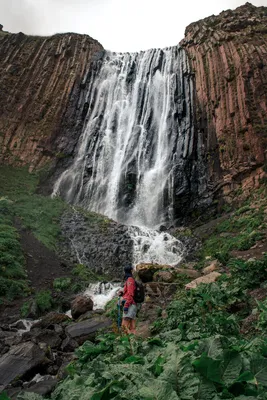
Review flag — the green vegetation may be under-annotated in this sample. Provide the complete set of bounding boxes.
[70,264,110,293]
[200,194,266,265]
[53,277,72,292]
[0,166,69,300]
[35,290,53,313]
[0,166,67,250]
[0,198,29,299]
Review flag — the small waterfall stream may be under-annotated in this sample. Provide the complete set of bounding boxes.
[53,46,195,269]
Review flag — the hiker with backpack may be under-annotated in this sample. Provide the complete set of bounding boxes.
[118,264,144,334]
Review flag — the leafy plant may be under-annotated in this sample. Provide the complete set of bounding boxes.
[53,277,72,292]
[35,290,53,313]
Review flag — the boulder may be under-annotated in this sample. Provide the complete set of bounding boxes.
[77,309,105,322]
[34,329,62,349]
[185,272,222,290]
[33,312,71,329]
[136,263,171,282]
[71,295,94,320]
[153,271,174,283]
[25,376,58,396]
[61,337,79,352]
[0,342,46,388]
[65,317,112,344]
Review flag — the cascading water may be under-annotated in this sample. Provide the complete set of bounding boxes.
[84,282,122,309]
[54,47,196,266]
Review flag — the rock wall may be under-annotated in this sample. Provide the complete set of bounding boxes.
[0,3,266,208]
[180,3,267,202]
[0,31,103,170]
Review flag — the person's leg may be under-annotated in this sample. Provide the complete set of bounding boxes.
[129,318,136,334]
[121,317,131,334]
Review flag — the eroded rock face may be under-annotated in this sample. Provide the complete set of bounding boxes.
[180,3,267,202]
[0,31,103,170]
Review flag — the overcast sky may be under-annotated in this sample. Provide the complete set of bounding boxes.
[0,0,267,51]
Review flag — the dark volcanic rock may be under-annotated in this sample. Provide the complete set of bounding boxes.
[33,312,71,329]
[71,295,93,320]
[0,342,45,388]
[25,376,58,396]
[65,317,112,344]
[60,210,133,278]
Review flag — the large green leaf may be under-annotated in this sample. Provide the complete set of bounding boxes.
[195,378,217,400]
[198,336,224,360]
[221,351,242,386]
[236,371,257,385]
[250,358,267,387]
[139,380,180,400]
[193,354,222,384]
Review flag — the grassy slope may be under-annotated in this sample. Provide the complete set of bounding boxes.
[0,166,67,300]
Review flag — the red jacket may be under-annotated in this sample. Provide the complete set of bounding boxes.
[123,277,136,308]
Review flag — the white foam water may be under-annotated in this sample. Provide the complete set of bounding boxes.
[129,225,184,266]
[84,282,122,309]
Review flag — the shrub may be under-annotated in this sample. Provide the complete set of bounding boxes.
[53,277,72,292]
[35,290,53,313]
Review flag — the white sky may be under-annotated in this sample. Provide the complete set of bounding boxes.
[0,0,267,51]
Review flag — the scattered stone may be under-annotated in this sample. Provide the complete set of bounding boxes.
[175,268,201,278]
[185,272,222,290]
[71,295,94,320]
[0,342,45,388]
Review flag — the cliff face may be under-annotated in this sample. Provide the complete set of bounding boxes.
[181,2,267,201]
[0,3,266,211]
[0,31,103,170]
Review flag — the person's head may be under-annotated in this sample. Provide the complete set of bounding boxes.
[124,264,133,279]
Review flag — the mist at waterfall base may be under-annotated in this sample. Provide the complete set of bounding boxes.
[53,47,197,266]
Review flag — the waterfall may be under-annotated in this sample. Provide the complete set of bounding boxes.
[54,47,195,266]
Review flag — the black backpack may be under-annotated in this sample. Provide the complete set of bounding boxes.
[134,280,145,303]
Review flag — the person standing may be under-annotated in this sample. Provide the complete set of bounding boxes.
[121,264,137,334]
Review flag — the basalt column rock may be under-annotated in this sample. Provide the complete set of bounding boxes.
[181,3,267,202]
[0,31,103,170]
